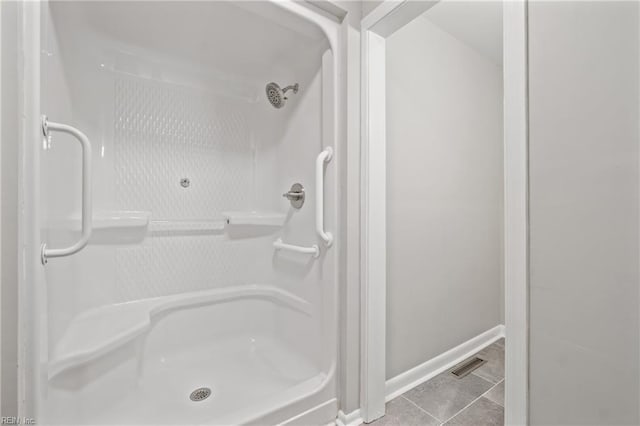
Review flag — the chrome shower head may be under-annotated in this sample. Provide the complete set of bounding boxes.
[266,82,299,108]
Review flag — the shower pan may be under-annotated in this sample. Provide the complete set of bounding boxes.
[18,1,341,424]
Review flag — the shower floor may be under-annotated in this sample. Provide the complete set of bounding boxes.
[94,334,324,425]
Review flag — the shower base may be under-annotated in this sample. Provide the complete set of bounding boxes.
[46,286,327,425]
[96,335,325,425]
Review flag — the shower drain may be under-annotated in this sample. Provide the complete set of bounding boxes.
[189,387,212,402]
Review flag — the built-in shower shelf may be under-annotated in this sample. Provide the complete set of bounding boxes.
[148,220,226,234]
[222,211,286,227]
[49,212,285,242]
[51,211,151,231]
[94,211,151,228]
[48,285,310,379]
[48,211,151,244]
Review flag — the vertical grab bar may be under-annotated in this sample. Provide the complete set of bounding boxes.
[40,116,93,264]
[316,147,333,247]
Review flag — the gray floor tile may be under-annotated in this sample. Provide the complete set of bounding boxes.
[484,380,504,407]
[444,397,504,425]
[370,396,440,426]
[403,371,494,422]
[472,342,504,384]
[494,338,505,349]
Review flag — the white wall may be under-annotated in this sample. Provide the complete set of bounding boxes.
[385,16,503,379]
[528,2,640,424]
[1,0,19,416]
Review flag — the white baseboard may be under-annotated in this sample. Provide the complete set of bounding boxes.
[385,324,505,402]
[335,408,363,426]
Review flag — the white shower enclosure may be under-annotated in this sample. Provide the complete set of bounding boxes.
[19,1,341,424]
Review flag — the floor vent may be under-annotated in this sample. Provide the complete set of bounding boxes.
[450,357,486,378]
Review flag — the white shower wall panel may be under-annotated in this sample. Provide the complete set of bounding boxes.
[110,74,268,302]
[36,1,338,424]
[41,51,284,341]
[113,76,254,220]
[41,3,326,318]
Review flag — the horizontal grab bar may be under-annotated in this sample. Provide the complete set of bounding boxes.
[273,238,319,258]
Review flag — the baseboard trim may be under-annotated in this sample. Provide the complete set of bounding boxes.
[335,408,363,426]
[385,324,505,402]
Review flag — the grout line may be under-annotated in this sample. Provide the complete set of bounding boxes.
[399,395,442,423]
[470,370,504,385]
[486,379,505,407]
[440,380,503,424]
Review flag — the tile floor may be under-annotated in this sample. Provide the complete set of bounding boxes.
[372,338,504,426]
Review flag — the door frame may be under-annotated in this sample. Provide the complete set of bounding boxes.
[16,0,43,419]
[359,1,529,423]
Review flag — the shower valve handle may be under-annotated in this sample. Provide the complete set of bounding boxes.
[282,183,305,209]
[283,190,304,200]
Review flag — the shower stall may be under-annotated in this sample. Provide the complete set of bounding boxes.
[19,1,341,424]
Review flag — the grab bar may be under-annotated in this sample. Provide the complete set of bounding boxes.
[316,147,333,246]
[40,116,93,264]
[273,238,319,258]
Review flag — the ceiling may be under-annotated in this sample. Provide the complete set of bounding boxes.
[423,0,503,66]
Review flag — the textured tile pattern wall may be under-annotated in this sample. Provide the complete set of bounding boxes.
[114,77,253,219]
[112,76,261,301]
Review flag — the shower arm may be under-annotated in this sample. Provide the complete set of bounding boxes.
[40,116,93,264]
[282,84,299,95]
